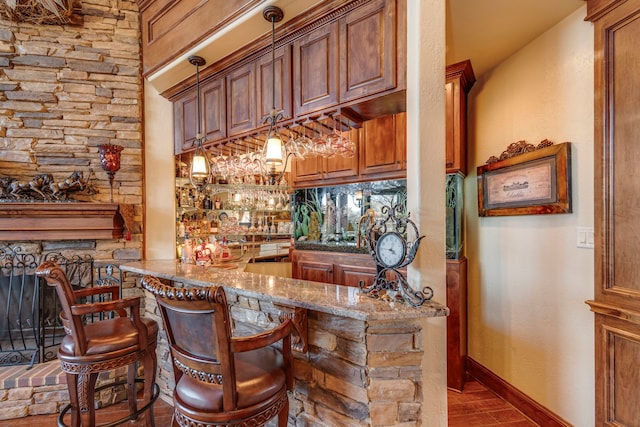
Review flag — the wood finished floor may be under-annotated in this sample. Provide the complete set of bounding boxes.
[0,377,537,426]
[448,377,538,426]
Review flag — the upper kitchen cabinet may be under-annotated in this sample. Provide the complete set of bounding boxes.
[256,46,293,122]
[293,21,340,116]
[340,0,398,103]
[445,60,475,175]
[227,62,257,136]
[173,75,226,154]
[291,128,359,187]
[359,112,406,179]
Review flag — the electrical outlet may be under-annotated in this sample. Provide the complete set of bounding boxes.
[577,227,594,249]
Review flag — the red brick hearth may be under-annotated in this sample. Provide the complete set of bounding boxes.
[0,361,133,420]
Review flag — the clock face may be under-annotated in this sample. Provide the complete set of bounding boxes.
[376,232,406,268]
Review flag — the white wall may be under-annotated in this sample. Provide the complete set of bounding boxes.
[465,6,594,426]
[407,0,448,424]
[143,80,177,260]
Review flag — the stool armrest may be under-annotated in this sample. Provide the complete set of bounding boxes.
[231,318,293,353]
[70,296,140,318]
[73,285,120,301]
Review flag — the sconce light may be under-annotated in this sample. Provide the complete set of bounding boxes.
[188,55,211,192]
[354,190,363,207]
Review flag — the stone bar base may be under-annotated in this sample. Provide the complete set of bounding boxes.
[143,286,425,427]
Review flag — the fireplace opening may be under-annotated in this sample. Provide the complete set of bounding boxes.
[0,245,121,368]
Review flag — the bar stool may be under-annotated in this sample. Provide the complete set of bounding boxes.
[141,275,293,427]
[36,261,159,427]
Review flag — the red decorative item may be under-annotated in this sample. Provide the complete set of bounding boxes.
[98,144,123,203]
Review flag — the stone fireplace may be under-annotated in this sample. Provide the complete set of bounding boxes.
[0,0,145,419]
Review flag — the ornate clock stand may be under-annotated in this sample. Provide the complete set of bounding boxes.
[359,204,434,307]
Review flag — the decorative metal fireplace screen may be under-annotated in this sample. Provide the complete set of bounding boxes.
[0,245,121,367]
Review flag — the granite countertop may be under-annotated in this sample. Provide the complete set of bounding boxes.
[294,241,369,254]
[120,259,448,321]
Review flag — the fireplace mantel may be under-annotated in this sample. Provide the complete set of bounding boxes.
[0,202,125,241]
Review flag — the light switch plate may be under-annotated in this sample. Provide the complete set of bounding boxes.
[577,227,594,249]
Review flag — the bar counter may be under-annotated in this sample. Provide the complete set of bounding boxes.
[120,259,448,321]
[120,259,448,426]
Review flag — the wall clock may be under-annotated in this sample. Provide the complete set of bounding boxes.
[359,204,434,307]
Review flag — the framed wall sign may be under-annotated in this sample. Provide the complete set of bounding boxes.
[477,140,572,216]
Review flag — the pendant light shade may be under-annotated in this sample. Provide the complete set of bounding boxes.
[188,55,211,191]
[264,134,284,165]
[261,6,289,184]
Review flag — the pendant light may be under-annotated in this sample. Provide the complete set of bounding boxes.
[262,6,287,185]
[188,55,211,191]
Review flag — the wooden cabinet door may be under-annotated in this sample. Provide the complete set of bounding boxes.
[227,62,256,136]
[291,155,323,185]
[335,263,377,288]
[586,1,640,424]
[324,128,359,180]
[174,90,198,153]
[256,46,292,123]
[340,0,397,103]
[359,113,405,177]
[293,21,339,116]
[202,76,226,142]
[297,260,333,284]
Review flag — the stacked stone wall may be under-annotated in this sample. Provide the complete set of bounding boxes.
[0,0,144,264]
[0,6,146,418]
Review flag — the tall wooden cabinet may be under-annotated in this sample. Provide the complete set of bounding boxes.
[585,1,640,424]
[445,60,475,175]
[444,60,474,392]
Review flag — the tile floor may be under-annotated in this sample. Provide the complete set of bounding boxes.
[448,377,538,426]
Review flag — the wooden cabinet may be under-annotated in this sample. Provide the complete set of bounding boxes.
[291,113,407,187]
[174,90,198,153]
[585,1,640,424]
[445,60,475,175]
[256,46,292,122]
[359,112,406,178]
[334,263,378,288]
[446,258,467,392]
[340,0,398,103]
[202,77,226,142]
[292,250,379,287]
[173,76,226,153]
[295,258,334,284]
[170,0,407,154]
[291,128,359,187]
[293,21,339,116]
[227,62,256,136]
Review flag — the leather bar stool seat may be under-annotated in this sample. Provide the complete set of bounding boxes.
[141,275,293,427]
[36,261,159,427]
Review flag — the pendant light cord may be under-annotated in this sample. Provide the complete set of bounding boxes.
[271,14,276,113]
[196,62,202,139]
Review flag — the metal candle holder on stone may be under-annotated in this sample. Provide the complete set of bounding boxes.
[98,144,123,203]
